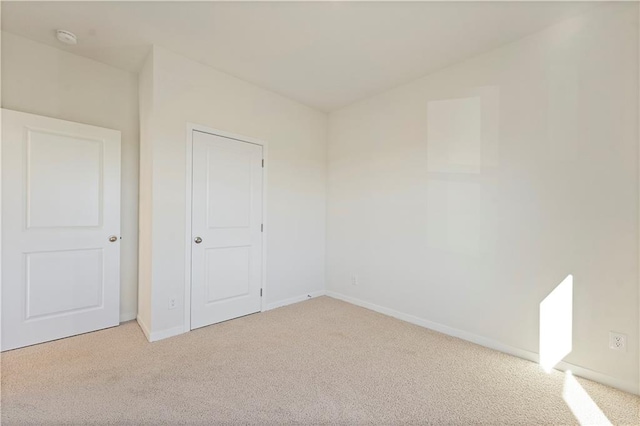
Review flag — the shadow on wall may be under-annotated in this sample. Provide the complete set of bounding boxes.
[425,87,499,256]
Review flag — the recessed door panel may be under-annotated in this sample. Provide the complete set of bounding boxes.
[205,246,251,303]
[26,249,104,320]
[206,148,252,229]
[2,109,121,351]
[27,130,103,228]
[191,130,263,329]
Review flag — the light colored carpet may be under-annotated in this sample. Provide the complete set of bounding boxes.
[2,296,639,425]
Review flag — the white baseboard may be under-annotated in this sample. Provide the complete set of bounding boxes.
[136,315,151,341]
[136,316,185,343]
[120,311,137,323]
[326,291,639,395]
[135,291,326,343]
[265,290,325,311]
[148,325,185,342]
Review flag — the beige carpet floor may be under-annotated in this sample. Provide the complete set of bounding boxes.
[2,296,639,425]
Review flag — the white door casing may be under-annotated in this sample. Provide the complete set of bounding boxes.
[190,130,263,329]
[1,109,121,351]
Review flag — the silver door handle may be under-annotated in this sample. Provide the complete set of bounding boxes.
[109,235,118,242]
[194,237,202,244]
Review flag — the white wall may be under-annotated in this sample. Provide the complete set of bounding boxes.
[327,3,639,392]
[139,46,327,336]
[1,32,140,322]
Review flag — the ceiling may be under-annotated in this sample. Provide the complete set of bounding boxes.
[2,1,594,112]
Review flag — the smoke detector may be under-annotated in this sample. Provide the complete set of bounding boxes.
[56,30,77,45]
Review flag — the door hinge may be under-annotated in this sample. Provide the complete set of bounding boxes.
[261,224,263,232]
[262,159,264,168]
[260,288,263,297]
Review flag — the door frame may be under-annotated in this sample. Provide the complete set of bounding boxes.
[184,123,268,332]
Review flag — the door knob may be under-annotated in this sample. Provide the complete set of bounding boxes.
[194,237,202,244]
[109,235,118,242]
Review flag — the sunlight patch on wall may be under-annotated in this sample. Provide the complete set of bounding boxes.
[563,371,612,426]
[539,274,573,372]
[426,86,500,175]
[427,96,482,174]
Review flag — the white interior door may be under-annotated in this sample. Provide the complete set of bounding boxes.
[191,130,263,330]
[1,109,121,351]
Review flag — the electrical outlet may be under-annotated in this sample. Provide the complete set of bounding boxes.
[609,332,627,352]
[168,298,177,310]
[351,275,359,286]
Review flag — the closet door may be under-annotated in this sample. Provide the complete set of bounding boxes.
[190,130,263,329]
